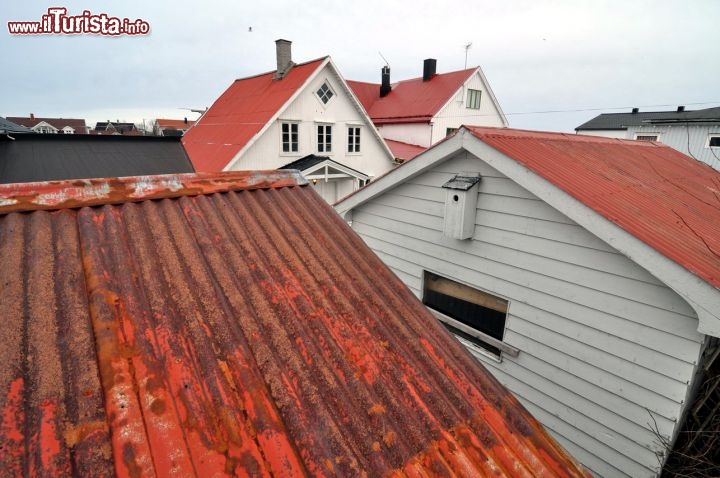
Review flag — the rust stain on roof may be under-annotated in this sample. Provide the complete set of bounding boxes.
[0,170,589,476]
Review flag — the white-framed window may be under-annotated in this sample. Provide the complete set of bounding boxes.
[62,126,75,134]
[446,127,458,137]
[423,271,518,360]
[635,134,660,142]
[707,134,720,148]
[347,126,361,153]
[466,89,481,109]
[281,122,299,153]
[316,82,335,105]
[317,124,332,153]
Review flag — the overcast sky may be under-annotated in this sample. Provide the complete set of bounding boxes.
[2,0,718,132]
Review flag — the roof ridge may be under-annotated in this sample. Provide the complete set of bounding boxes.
[233,56,328,82]
[0,171,308,214]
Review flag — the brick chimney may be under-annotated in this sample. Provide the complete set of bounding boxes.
[274,39,293,79]
[30,113,35,120]
[380,66,391,97]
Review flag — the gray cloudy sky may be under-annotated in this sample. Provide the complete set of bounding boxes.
[2,0,718,132]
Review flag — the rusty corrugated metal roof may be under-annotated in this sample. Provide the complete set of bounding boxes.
[0,170,589,476]
[466,126,720,291]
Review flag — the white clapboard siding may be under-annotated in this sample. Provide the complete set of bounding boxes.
[348,152,704,477]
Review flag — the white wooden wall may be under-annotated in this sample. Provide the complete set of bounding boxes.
[348,151,705,477]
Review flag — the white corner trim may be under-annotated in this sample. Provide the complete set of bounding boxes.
[462,134,720,337]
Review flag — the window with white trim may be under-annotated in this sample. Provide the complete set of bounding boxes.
[708,135,720,148]
[316,82,334,104]
[317,124,332,153]
[466,89,481,109]
[423,271,512,359]
[281,122,299,153]
[347,126,360,153]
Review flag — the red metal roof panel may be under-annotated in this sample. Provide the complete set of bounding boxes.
[0,170,590,476]
[182,59,326,172]
[385,139,427,161]
[467,126,720,290]
[348,68,475,123]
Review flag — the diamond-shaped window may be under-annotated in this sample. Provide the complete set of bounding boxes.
[316,83,334,104]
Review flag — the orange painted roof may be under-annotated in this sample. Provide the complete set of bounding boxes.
[385,138,427,161]
[348,68,475,124]
[156,118,195,129]
[467,126,720,290]
[182,58,326,172]
[0,170,590,477]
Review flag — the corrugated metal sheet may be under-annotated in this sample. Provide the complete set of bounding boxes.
[467,126,720,290]
[0,170,590,476]
[384,139,427,162]
[348,68,475,123]
[182,59,327,172]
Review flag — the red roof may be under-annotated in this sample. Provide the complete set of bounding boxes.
[385,138,427,161]
[182,58,326,172]
[156,118,195,129]
[0,170,590,476]
[466,126,720,290]
[348,68,475,124]
[7,116,88,134]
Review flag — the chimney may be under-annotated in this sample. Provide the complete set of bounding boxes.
[677,105,685,112]
[380,66,391,98]
[274,39,293,79]
[184,117,188,124]
[30,113,35,119]
[423,58,437,81]
[631,108,639,114]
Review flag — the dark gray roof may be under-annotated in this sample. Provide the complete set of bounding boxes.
[279,154,369,178]
[0,117,33,134]
[0,134,194,184]
[576,106,720,131]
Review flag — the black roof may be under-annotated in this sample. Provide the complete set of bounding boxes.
[0,134,194,184]
[576,106,720,131]
[0,117,33,134]
[279,154,369,178]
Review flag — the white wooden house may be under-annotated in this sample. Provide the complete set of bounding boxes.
[348,60,507,160]
[335,126,720,477]
[183,40,394,204]
[576,106,720,170]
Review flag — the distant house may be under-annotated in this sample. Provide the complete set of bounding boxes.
[0,134,193,183]
[0,117,33,135]
[576,106,720,170]
[335,126,720,477]
[92,121,142,135]
[7,114,88,134]
[183,39,395,204]
[155,117,195,136]
[348,60,507,160]
[0,170,589,477]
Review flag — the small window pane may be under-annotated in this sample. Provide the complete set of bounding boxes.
[709,136,720,147]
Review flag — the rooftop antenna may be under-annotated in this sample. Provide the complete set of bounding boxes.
[463,42,472,69]
[378,51,390,67]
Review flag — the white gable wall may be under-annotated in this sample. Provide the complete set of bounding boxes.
[376,123,434,148]
[346,151,705,477]
[227,62,394,200]
[430,72,506,145]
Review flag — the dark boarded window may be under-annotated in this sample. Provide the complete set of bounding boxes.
[423,271,507,357]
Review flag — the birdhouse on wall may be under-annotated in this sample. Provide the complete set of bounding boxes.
[441,173,481,240]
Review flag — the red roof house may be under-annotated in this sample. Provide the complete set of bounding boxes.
[155,118,196,136]
[335,126,720,476]
[348,60,507,151]
[7,114,88,134]
[0,170,589,476]
[182,40,394,204]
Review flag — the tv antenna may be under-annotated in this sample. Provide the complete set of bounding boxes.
[463,42,472,68]
[378,51,390,67]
